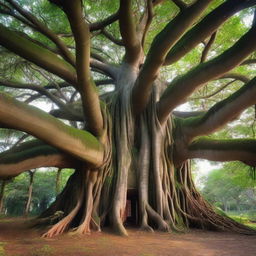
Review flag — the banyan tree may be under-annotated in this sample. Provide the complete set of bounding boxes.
[0,0,256,237]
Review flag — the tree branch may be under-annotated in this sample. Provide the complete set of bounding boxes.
[0,24,77,85]
[0,79,63,108]
[137,0,154,48]
[152,0,165,7]
[5,0,75,66]
[0,93,104,167]
[183,76,256,140]
[220,73,250,84]
[200,31,216,63]
[0,140,78,178]
[89,11,119,31]
[50,108,83,122]
[158,25,256,123]
[164,0,256,65]
[188,138,256,163]
[0,79,84,120]
[189,80,235,100]
[173,111,205,118]
[119,0,142,65]
[171,0,187,11]
[90,58,119,79]
[60,0,103,136]
[132,0,211,115]
[241,59,256,66]
[0,4,36,29]
[101,29,124,46]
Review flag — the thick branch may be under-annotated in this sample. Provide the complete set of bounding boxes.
[132,0,211,115]
[200,32,216,63]
[0,24,77,85]
[101,29,124,46]
[158,25,256,123]
[0,79,69,110]
[188,138,256,163]
[119,0,142,65]
[50,108,83,121]
[152,0,165,7]
[171,0,187,11]
[0,140,78,178]
[183,76,256,139]
[62,0,103,136]
[220,73,250,84]
[164,0,256,65]
[50,101,84,121]
[90,58,118,79]
[241,59,256,65]
[173,111,205,118]
[89,11,119,31]
[138,0,153,48]
[0,93,104,166]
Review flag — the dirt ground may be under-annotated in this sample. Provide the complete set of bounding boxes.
[0,218,256,256]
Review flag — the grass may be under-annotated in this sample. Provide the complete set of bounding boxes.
[30,245,53,256]
[0,242,6,256]
[227,210,256,229]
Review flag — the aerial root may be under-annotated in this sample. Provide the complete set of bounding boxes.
[145,204,170,232]
[42,200,81,238]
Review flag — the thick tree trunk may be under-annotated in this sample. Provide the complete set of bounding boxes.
[36,78,255,237]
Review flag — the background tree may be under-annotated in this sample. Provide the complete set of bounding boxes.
[2,168,72,216]
[24,170,36,216]
[200,162,256,212]
[55,168,62,195]
[0,0,256,237]
[0,179,7,214]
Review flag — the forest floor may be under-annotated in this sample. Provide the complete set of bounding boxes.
[0,218,256,256]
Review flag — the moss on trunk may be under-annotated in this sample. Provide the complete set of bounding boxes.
[36,78,255,238]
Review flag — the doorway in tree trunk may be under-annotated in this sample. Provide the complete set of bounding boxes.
[124,189,138,227]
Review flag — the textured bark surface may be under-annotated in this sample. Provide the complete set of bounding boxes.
[0,0,256,238]
[36,77,255,237]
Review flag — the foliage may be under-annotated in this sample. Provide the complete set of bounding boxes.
[2,168,73,216]
[0,0,256,236]
[200,162,256,212]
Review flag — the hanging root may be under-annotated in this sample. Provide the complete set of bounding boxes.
[110,82,134,236]
[36,79,255,237]
[176,161,256,235]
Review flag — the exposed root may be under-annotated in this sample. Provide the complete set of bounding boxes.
[74,171,95,235]
[140,224,154,232]
[37,79,256,238]
[146,204,170,232]
[113,219,128,236]
[42,200,82,238]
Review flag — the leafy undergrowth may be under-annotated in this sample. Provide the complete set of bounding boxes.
[228,211,256,229]
[0,218,256,256]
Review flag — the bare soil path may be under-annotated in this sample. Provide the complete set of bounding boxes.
[0,218,256,256]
